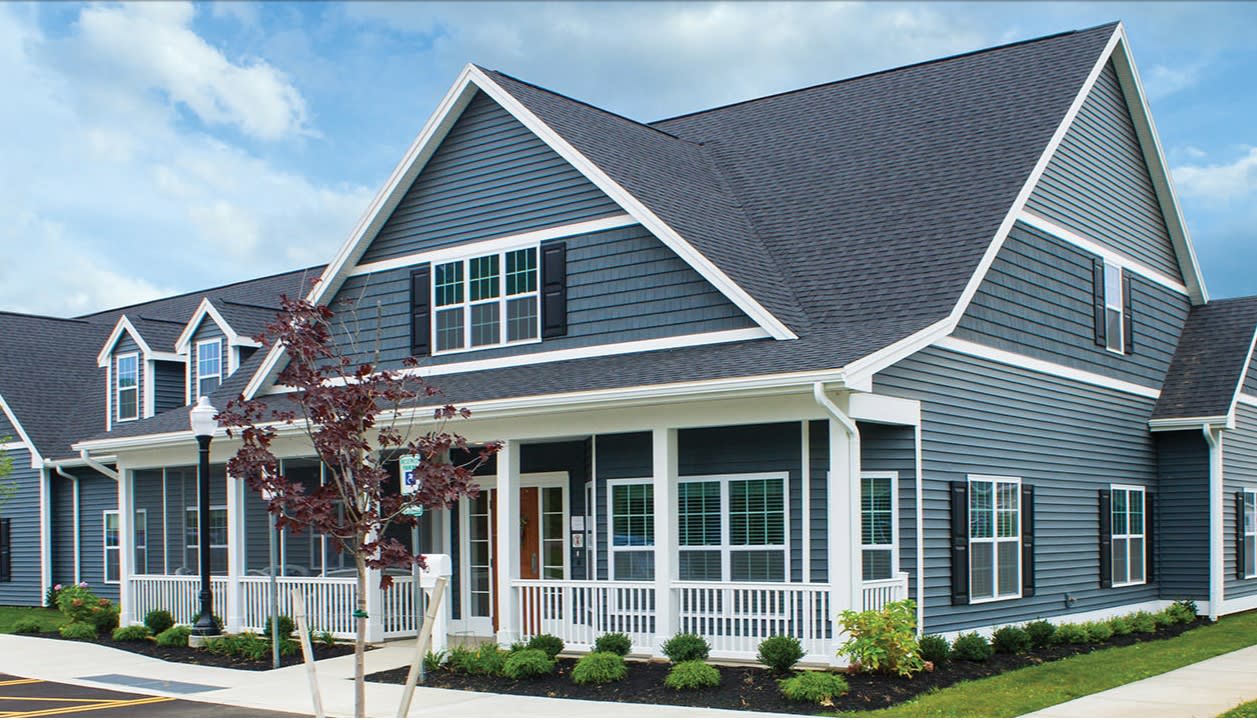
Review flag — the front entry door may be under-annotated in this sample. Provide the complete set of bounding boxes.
[519,487,542,580]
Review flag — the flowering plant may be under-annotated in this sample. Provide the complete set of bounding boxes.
[55,584,118,634]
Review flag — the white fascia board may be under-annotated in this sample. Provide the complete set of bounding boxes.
[1017,210,1190,296]
[95,316,154,367]
[0,392,40,467]
[1148,416,1231,432]
[143,360,156,418]
[1110,26,1208,305]
[847,393,921,427]
[1226,328,1257,419]
[175,299,260,355]
[842,317,953,387]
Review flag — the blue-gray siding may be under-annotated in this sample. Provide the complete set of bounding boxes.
[132,470,166,575]
[874,346,1160,633]
[190,319,226,402]
[593,432,651,582]
[51,476,75,585]
[1225,404,1257,599]
[1246,363,1257,397]
[360,91,622,265]
[0,448,41,605]
[334,223,754,369]
[860,422,918,600]
[1155,431,1209,599]
[77,471,118,601]
[1025,61,1182,281]
[956,222,1190,387]
[114,336,143,424]
[521,440,591,581]
[153,361,185,414]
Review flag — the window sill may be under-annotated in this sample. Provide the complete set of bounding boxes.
[968,592,1023,605]
[431,336,542,358]
[1111,579,1147,588]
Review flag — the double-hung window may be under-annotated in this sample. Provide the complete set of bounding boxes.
[1243,490,1256,579]
[969,475,1021,602]
[608,480,653,580]
[185,506,228,574]
[1104,262,1125,353]
[196,339,222,399]
[678,474,787,583]
[433,248,539,353]
[115,353,139,422]
[861,474,897,581]
[104,511,120,583]
[1111,485,1146,586]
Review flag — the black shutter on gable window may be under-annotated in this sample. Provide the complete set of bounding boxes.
[1021,484,1035,597]
[1122,270,1134,355]
[1238,492,1247,581]
[540,241,567,338]
[409,265,432,357]
[0,518,10,582]
[1099,489,1112,588]
[950,482,969,605]
[1145,492,1156,582]
[1093,257,1107,347]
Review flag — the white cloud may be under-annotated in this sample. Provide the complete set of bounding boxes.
[1144,62,1206,100]
[1173,147,1257,203]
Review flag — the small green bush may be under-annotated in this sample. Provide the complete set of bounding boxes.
[59,622,98,640]
[594,632,632,656]
[1025,620,1057,648]
[1083,621,1113,643]
[991,626,1032,655]
[11,618,44,634]
[837,599,924,677]
[918,635,950,665]
[664,660,720,690]
[144,609,175,635]
[571,651,627,685]
[278,638,301,657]
[155,625,192,648]
[1108,616,1132,636]
[1169,600,1198,624]
[508,640,528,653]
[1053,623,1089,645]
[951,632,993,662]
[778,671,850,706]
[503,648,556,680]
[757,635,805,674]
[1129,611,1158,634]
[263,615,296,639]
[1153,610,1178,629]
[318,631,336,647]
[447,645,475,673]
[112,624,151,642]
[464,643,508,676]
[526,633,564,659]
[424,649,447,672]
[661,633,710,663]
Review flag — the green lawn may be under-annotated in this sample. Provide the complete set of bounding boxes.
[1222,700,1257,718]
[841,611,1257,718]
[0,605,63,633]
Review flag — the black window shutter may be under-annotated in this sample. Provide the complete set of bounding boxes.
[1145,492,1155,582]
[950,482,969,605]
[1099,489,1112,588]
[0,518,10,582]
[409,265,432,357]
[1238,492,1247,581]
[1093,257,1107,347]
[1021,484,1035,597]
[1122,269,1134,355]
[540,241,567,338]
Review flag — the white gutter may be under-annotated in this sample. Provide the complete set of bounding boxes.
[50,462,82,584]
[1203,424,1223,621]
[79,450,119,481]
[813,383,863,613]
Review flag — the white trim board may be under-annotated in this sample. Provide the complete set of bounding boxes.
[933,336,1162,399]
[1228,329,1257,418]
[0,392,39,466]
[1239,394,1257,409]
[175,298,262,355]
[96,316,153,367]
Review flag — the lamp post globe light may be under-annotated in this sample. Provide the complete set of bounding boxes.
[189,396,222,641]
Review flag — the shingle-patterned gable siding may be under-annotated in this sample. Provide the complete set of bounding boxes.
[874,346,1159,633]
[359,91,623,265]
[1225,404,1257,599]
[1025,61,1182,281]
[0,447,41,605]
[332,223,754,369]
[955,221,1189,387]
[1155,431,1209,599]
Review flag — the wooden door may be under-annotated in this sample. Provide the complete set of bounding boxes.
[519,487,541,580]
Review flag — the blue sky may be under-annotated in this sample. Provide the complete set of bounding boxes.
[2,1,1255,316]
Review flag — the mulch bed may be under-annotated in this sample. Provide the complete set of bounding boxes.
[33,632,356,671]
[365,621,1202,715]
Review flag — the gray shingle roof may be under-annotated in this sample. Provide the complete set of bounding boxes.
[1153,296,1257,421]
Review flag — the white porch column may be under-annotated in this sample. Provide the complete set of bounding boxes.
[651,428,677,656]
[826,411,859,661]
[117,465,133,626]
[39,467,51,604]
[365,566,385,642]
[225,474,246,632]
[495,439,520,645]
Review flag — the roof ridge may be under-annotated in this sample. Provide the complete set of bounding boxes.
[650,22,1119,125]
[0,310,92,324]
[134,314,187,325]
[75,264,324,320]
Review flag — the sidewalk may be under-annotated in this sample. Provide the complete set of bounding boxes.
[1026,644,1257,717]
[0,634,792,718]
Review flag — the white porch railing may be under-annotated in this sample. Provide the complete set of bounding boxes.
[861,572,910,611]
[675,582,834,661]
[513,580,656,652]
[130,574,230,626]
[238,576,358,637]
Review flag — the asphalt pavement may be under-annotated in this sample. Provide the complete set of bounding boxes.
[0,674,304,718]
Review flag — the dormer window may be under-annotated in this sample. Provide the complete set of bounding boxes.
[197,339,222,399]
[116,353,139,422]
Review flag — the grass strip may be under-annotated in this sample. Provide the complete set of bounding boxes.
[840,611,1257,717]
[0,606,63,634]
[1222,700,1257,718]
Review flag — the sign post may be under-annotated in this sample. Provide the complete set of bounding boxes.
[399,455,426,682]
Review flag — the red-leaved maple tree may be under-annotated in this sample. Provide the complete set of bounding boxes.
[219,294,496,717]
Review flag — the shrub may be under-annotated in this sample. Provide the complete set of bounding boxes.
[503,648,556,680]
[60,621,98,640]
[466,643,508,676]
[1108,616,1132,636]
[594,632,632,656]
[1169,600,1198,624]
[1053,623,1089,645]
[424,649,447,672]
[263,615,296,639]
[56,585,118,634]
[1153,610,1178,629]
[508,640,528,653]
[112,624,151,642]
[571,651,627,685]
[918,635,950,665]
[12,618,44,634]
[318,631,336,647]
[1129,611,1158,634]
[779,671,850,706]
[951,632,993,662]
[664,660,720,690]
[837,599,924,677]
[155,625,191,648]
[661,633,710,663]
[1025,620,1057,648]
[45,584,61,608]
[757,635,805,674]
[1083,621,1113,643]
[278,638,301,657]
[526,633,564,659]
[143,609,174,635]
[447,645,475,673]
[991,626,1032,655]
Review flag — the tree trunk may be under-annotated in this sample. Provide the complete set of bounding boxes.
[354,555,367,718]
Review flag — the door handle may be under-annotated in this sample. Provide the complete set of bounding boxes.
[531,553,538,574]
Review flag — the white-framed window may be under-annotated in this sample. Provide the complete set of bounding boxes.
[861,473,898,581]
[432,247,539,354]
[185,505,228,574]
[115,353,139,422]
[196,339,223,399]
[104,511,120,583]
[607,479,654,581]
[133,509,147,575]
[1104,261,1125,353]
[678,473,788,583]
[969,475,1021,602]
[1111,485,1146,586]
[1242,489,1256,579]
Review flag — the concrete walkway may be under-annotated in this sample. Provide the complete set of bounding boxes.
[1026,644,1257,717]
[0,635,792,718]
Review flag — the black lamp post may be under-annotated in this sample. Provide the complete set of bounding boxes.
[190,397,221,638]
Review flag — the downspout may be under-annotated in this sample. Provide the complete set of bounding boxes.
[80,450,119,481]
[813,383,863,612]
[1203,424,1223,621]
[51,463,82,585]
